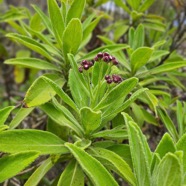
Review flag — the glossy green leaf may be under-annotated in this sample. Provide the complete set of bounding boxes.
[0,151,39,183]
[24,74,64,107]
[66,0,86,23]
[95,77,138,110]
[5,58,60,71]
[6,33,52,60]
[9,107,34,129]
[63,18,82,56]
[92,147,136,186]
[48,0,64,47]
[0,129,68,155]
[0,106,15,125]
[158,108,179,141]
[149,50,169,62]
[41,76,79,113]
[152,153,182,186]
[80,107,101,135]
[130,47,153,74]
[124,118,152,186]
[58,160,84,186]
[155,133,176,158]
[24,158,54,186]
[65,143,118,186]
[40,102,83,136]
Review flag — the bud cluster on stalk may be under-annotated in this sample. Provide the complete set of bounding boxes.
[78,52,122,84]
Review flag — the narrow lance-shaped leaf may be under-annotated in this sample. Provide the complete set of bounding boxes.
[0,129,68,155]
[92,147,137,186]
[24,158,54,186]
[94,77,138,110]
[41,76,79,113]
[0,151,40,183]
[6,33,52,60]
[0,106,15,125]
[65,143,119,186]
[66,0,86,23]
[63,18,83,56]
[123,116,152,186]
[57,159,84,186]
[48,0,64,47]
[5,58,61,71]
[9,107,34,129]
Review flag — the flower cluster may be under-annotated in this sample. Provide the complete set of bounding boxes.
[105,74,122,84]
[94,52,119,65]
[78,52,119,73]
[78,60,94,73]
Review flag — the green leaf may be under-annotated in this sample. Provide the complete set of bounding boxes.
[0,129,68,155]
[6,33,52,60]
[79,44,129,61]
[40,102,83,136]
[65,143,118,186]
[66,0,86,23]
[80,107,101,135]
[123,118,152,186]
[58,160,84,186]
[4,58,60,71]
[155,133,176,158]
[176,133,186,172]
[127,0,141,10]
[63,18,83,56]
[149,50,169,62]
[92,147,136,186]
[82,16,102,42]
[139,0,155,12]
[48,0,64,47]
[94,77,138,110]
[139,61,186,78]
[130,47,153,74]
[92,128,128,140]
[114,0,131,14]
[158,108,179,141]
[24,158,54,186]
[152,153,182,186]
[0,106,15,125]
[32,5,53,34]
[102,88,148,123]
[0,151,39,183]
[24,74,64,107]
[41,76,78,113]
[9,107,34,129]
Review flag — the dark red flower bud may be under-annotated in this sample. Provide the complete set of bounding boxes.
[106,78,113,84]
[105,75,111,80]
[94,56,99,61]
[81,60,88,66]
[84,64,90,70]
[88,61,94,67]
[112,75,122,83]
[108,55,113,61]
[97,52,104,58]
[103,52,110,56]
[112,59,119,65]
[78,66,83,73]
[103,56,109,62]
